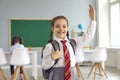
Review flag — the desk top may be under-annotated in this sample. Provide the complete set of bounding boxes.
[83,49,94,53]
[29,51,37,54]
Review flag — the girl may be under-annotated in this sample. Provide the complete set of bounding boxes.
[42,4,96,80]
[10,36,24,80]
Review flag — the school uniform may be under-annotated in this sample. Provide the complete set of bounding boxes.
[42,21,96,80]
[10,43,24,75]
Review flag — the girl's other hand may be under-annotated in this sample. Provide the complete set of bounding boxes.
[51,49,62,60]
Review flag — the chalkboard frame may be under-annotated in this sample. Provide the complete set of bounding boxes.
[9,18,52,48]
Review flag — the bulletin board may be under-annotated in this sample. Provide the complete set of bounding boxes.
[9,18,51,47]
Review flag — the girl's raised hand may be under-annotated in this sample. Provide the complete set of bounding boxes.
[89,4,95,21]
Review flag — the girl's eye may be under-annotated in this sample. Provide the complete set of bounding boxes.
[55,25,60,28]
[55,25,67,28]
[63,25,67,28]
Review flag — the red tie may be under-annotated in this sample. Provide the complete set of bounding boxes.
[61,40,72,80]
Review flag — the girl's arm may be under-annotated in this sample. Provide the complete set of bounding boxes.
[41,43,56,70]
[75,4,96,49]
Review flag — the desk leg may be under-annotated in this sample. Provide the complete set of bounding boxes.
[31,53,37,79]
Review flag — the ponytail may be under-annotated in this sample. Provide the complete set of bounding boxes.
[67,31,70,40]
[48,31,53,43]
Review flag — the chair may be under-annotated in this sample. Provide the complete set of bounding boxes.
[0,48,7,80]
[87,46,108,80]
[10,48,30,80]
[75,49,85,80]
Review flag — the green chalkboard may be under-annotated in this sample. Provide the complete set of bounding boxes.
[10,19,51,47]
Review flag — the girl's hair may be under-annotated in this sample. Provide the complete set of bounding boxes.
[48,16,70,42]
[11,36,23,45]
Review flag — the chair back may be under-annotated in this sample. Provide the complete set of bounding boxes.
[91,46,107,62]
[10,48,30,66]
[75,49,84,63]
[0,48,7,65]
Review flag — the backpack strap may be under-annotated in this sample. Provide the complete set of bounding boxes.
[69,39,76,54]
[51,40,60,51]
[50,40,60,65]
[41,40,60,58]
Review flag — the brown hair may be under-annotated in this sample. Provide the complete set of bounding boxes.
[48,16,70,42]
[11,36,23,45]
[51,16,69,27]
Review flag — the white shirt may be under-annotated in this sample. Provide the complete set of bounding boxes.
[42,21,96,70]
[10,43,25,53]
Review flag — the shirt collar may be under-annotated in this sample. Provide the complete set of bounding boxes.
[54,36,70,43]
[14,43,20,45]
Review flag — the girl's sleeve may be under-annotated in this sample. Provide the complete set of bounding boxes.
[75,21,96,49]
[41,43,55,70]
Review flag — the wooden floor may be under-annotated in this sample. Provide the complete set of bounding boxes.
[1,66,120,80]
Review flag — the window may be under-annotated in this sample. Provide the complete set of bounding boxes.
[110,0,117,3]
[110,0,120,47]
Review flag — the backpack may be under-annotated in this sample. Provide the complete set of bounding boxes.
[41,39,76,79]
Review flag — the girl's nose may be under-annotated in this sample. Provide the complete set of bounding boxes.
[59,26,63,29]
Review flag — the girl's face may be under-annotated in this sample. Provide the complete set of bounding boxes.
[52,19,68,39]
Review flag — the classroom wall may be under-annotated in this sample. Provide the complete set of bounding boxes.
[0,0,96,65]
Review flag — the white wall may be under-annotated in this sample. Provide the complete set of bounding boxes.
[106,48,120,70]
